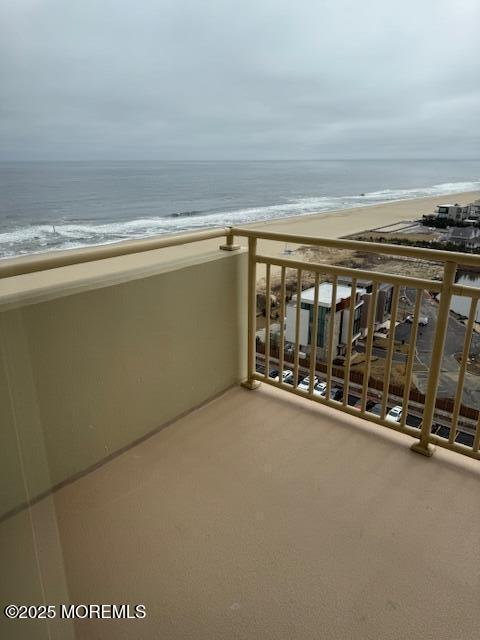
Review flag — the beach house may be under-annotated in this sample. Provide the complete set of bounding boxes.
[434,202,468,222]
[446,226,480,249]
[285,282,364,359]
[284,278,395,361]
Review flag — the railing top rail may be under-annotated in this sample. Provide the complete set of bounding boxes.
[0,227,230,280]
[231,227,480,267]
[3,222,480,280]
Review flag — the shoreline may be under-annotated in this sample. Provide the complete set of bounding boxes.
[1,190,479,292]
[2,190,480,263]
[246,190,480,279]
[247,189,480,238]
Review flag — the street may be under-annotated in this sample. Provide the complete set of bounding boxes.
[395,289,480,407]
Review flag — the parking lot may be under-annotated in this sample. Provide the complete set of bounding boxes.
[256,360,422,423]
[255,358,474,447]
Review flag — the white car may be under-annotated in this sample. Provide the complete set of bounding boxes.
[274,369,294,384]
[313,381,327,397]
[386,405,402,423]
[297,375,319,392]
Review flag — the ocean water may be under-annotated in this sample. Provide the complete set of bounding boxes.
[1,159,479,259]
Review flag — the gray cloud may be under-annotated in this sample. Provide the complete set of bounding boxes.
[0,0,479,160]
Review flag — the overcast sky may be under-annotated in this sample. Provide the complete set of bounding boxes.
[0,0,479,161]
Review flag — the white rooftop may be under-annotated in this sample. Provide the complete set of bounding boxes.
[296,282,354,307]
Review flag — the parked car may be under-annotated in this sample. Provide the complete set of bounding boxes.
[455,431,474,447]
[314,382,343,400]
[352,398,376,411]
[298,376,319,392]
[269,369,279,379]
[313,381,327,397]
[347,394,360,406]
[435,425,451,439]
[386,405,403,423]
[274,369,294,384]
[319,385,343,401]
[368,403,383,417]
[329,387,343,401]
[405,414,421,429]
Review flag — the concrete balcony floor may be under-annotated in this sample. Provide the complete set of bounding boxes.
[9,386,480,639]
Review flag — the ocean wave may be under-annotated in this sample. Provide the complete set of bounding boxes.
[1,179,479,259]
[342,181,480,201]
[167,210,205,218]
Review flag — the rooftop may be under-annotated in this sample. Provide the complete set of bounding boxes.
[295,282,356,307]
[12,384,479,640]
[447,226,480,240]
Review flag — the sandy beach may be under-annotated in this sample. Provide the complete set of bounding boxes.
[247,189,480,256]
[236,189,478,283]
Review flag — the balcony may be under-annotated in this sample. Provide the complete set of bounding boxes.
[1,228,479,639]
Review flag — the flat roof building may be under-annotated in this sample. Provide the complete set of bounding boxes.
[285,282,364,359]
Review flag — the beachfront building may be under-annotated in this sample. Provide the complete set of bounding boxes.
[446,226,480,249]
[434,203,468,222]
[285,282,364,359]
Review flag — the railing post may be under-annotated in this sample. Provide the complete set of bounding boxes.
[241,237,260,390]
[219,229,240,251]
[411,260,457,457]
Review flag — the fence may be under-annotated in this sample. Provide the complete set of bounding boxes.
[231,227,480,460]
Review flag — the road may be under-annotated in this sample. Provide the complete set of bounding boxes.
[395,289,480,407]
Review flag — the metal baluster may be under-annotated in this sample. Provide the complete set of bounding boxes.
[361,282,379,413]
[400,289,422,429]
[293,269,302,388]
[264,264,271,380]
[411,261,457,456]
[278,267,286,384]
[309,273,320,395]
[380,286,400,420]
[326,276,338,401]
[342,278,357,406]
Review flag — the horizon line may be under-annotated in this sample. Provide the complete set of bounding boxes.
[1,157,480,163]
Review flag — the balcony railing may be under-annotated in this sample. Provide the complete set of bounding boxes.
[229,227,480,461]
[2,225,479,462]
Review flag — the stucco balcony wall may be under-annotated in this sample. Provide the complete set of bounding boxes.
[0,246,247,518]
